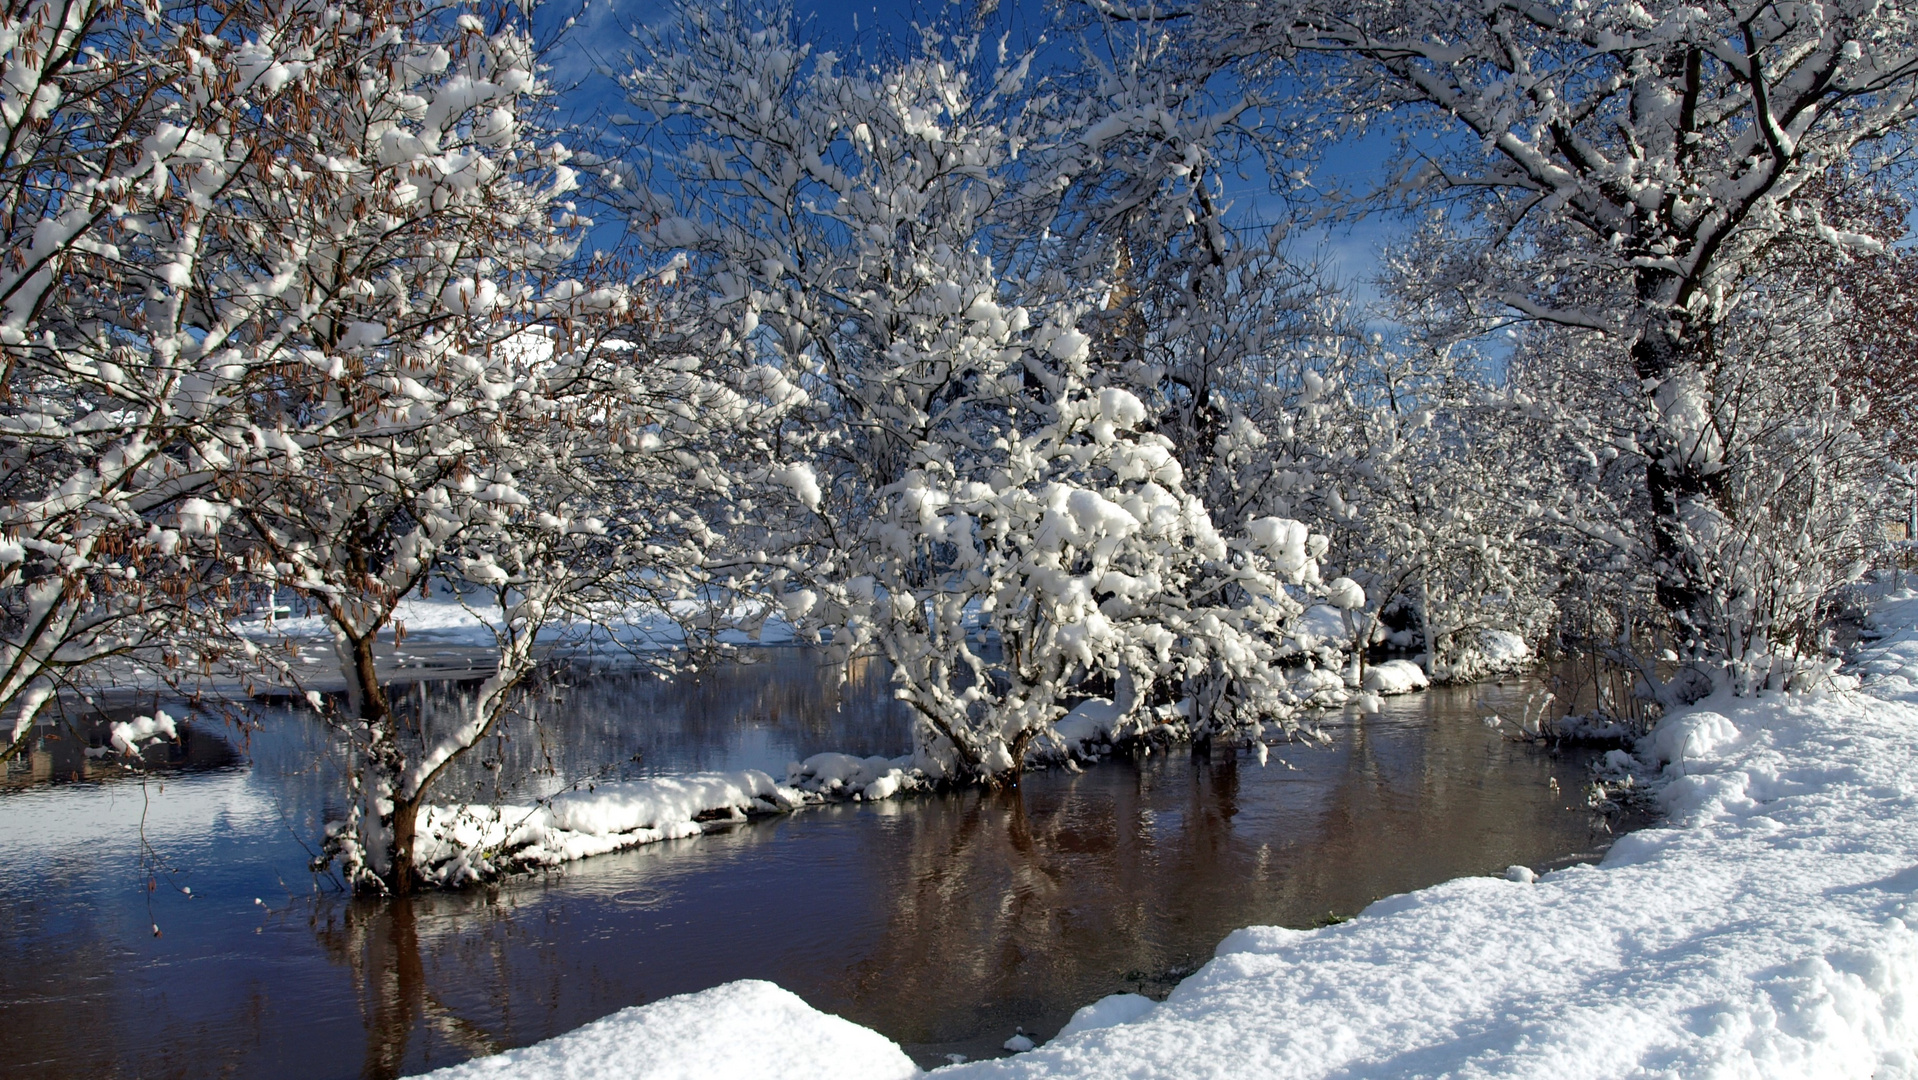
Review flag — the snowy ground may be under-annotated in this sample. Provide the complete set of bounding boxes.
[412,591,1918,1080]
[238,595,803,651]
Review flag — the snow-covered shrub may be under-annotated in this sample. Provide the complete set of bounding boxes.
[810,362,1347,779]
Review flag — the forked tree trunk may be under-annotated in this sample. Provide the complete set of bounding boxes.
[342,626,418,894]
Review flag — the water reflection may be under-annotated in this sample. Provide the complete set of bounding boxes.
[2,705,242,790]
[0,660,1636,1078]
[413,649,913,805]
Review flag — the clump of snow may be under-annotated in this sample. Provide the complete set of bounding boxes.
[1323,577,1365,610]
[1479,629,1530,666]
[1001,1033,1035,1053]
[1649,709,1740,773]
[1287,665,1349,706]
[407,980,917,1080]
[1050,698,1125,755]
[1289,604,1351,656]
[1360,659,1429,696]
[772,462,823,511]
[109,709,178,756]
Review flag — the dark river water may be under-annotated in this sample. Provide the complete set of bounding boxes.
[0,650,1638,1078]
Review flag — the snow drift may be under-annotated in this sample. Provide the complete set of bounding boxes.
[410,980,917,1080]
[1360,659,1428,695]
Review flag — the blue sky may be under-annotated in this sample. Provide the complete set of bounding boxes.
[538,0,1404,305]
[537,0,1048,105]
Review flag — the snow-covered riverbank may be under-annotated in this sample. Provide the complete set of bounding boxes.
[409,755,925,884]
[413,591,1918,1080]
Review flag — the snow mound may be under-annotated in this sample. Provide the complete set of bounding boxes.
[1651,709,1740,774]
[1290,604,1351,653]
[1054,993,1155,1039]
[1432,628,1536,683]
[406,980,918,1080]
[1479,629,1530,665]
[1360,659,1429,696]
[413,770,809,884]
[1052,698,1125,752]
[785,752,922,800]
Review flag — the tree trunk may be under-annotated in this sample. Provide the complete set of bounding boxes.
[388,796,419,895]
[346,629,414,894]
[1005,727,1036,787]
[352,632,389,730]
[1631,297,1725,646]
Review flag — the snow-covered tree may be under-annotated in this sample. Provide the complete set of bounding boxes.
[607,5,1348,781]
[0,0,785,889]
[1185,0,1918,686]
[1018,13,1557,685]
[1219,327,1560,683]
[814,329,1352,779]
[161,3,794,891]
[0,0,343,753]
[1493,234,1897,697]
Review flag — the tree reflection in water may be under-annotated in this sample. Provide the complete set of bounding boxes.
[320,892,519,1080]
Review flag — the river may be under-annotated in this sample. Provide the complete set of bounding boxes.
[0,650,1642,1077]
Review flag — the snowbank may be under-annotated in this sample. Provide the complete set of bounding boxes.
[240,595,802,650]
[414,770,814,883]
[415,757,937,883]
[1433,627,1535,683]
[1360,658,1428,696]
[927,594,1918,1079]
[409,980,918,1080]
[785,752,924,801]
[434,591,1918,1079]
